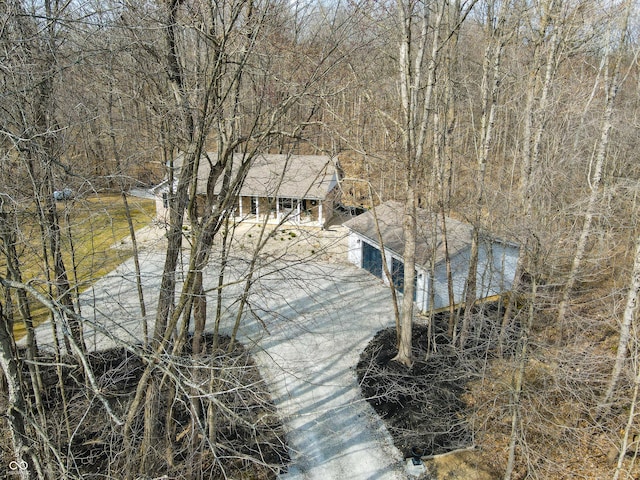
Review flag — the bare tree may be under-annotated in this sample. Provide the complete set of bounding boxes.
[1,0,86,354]
[504,238,540,480]
[0,299,39,479]
[112,0,361,473]
[392,0,476,366]
[599,232,640,417]
[556,0,633,334]
[458,0,513,349]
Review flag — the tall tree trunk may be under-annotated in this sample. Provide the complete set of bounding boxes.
[192,270,206,355]
[393,0,443,368]
[502,0,562,352]
[613,356,640,480]
[0,209,47,447]
[152,0,199,346]
[107,88,148,342]
[433,1,459,341]
[0,300,36,479]
[392,0,474,364]
[460,230,479,348]
[44,169,86,354]
[504,271,537,480]
[212,217,232,351]
[598,234,640,417]
[556,2,630,334]
[0,211,38,359]
[395,187,417,366]
[459,0,507,348]
[365,180,401,345]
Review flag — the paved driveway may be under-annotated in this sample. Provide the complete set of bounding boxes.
[31,231,407,479]
[234,260,406,479]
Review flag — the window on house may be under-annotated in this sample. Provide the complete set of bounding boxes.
[162,192,169,208]
[278,198,296,211]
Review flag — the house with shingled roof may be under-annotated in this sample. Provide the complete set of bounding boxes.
[152,153,342,228]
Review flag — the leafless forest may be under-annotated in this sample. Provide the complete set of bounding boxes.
[1,0,640,478]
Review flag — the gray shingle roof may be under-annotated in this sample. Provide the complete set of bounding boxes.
[343,200,473,267]
[173,153,339,200]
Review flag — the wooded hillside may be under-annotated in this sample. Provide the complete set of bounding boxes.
[1,0,640,478]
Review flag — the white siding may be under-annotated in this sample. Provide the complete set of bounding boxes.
[327,172,338,191]
[347,230,520,313]
[426,241,519,312]
[477,242,520,298]
[347,232,363,267]
[415,267,430,312]
[430,247,469,311]
[362,241,519,313]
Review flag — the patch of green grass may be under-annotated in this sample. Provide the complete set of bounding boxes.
[5,194,156,340]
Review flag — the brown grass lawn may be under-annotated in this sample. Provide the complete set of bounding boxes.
[5,194,156,339]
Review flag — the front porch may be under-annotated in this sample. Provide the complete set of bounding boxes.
[235,195,330,227]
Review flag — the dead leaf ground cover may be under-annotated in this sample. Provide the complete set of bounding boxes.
[357,309,640,479]
[0,334,289,479]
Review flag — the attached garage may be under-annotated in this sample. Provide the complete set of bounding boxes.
[344,201,520,313]
[362,241,383,279]
[391,257,404,292]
